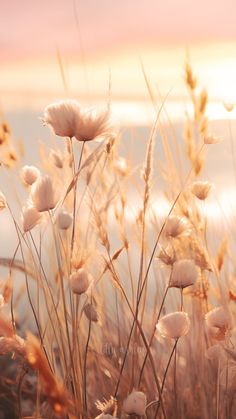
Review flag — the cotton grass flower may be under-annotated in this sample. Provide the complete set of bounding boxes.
[191,181,212,200]
[156,312,190,339]
[205,307,230,331]
[123,390,147,416]
[20,165,40,185]
[22,206,41,233]
[74,106,111,142]
[43,100,81,138]
[170,259,198,288]
[43,100,112,142]
[69,268,90,295]
[57,210,72,230]
[163,215,190,239]
[31,175,57,212]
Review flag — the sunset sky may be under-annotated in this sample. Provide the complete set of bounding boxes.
[1,0,236,122]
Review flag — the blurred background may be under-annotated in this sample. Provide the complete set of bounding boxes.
[1,0,236,123]
[1,0,236,255]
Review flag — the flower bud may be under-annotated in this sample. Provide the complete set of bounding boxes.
[123,391,147,416]
[170,259,198,288]
[69,268,90,295]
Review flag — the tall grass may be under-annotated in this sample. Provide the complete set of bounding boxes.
[0,62,235,419]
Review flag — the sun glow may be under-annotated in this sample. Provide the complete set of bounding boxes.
[2,42,236,125]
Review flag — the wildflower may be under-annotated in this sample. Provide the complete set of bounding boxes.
[31,175,57,212]
[123,390,147,416]
[0,191,6,210]
[75,106,111,142]
[156,312,190,339]
[22,206,41,233]
[191,181,212,200]
[57,210,72,230]
[170,259,198,288]
[20,165,40,186]
[163,216,190,239]
[43,100,81,138]
[69,268,90,295]
[205,307,230,335]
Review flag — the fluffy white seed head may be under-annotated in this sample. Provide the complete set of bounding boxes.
[30,175,57,212]
[205,307,230,330]
[123,391,147,416]
[170,259,199,288]
[69,268,90,295]
[156,311,190,339]
[20,165,40,186]
[22,206,41,232]
[57,210,72,230]
[43,100,82,138]
[75,107,111,142]
[163,216,190,239]
[191,181,212,200]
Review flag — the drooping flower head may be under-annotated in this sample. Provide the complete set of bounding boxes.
[22,206,41,233]
[156,311,190,339]
[205,306,230,340]
[43,100,81,138]
[31,175,57,212]
[163,215,190,239]
[170,259,199,288]
[43,100,112,142]
[191,181,212,200]
[74,106,111,142]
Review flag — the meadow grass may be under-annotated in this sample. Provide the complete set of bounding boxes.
[0,62,235,419]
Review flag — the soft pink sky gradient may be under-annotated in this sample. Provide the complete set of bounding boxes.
[1,0,236,60]
[2,0,236,120]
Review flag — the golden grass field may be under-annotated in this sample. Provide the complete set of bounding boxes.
[0,61,236,419]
